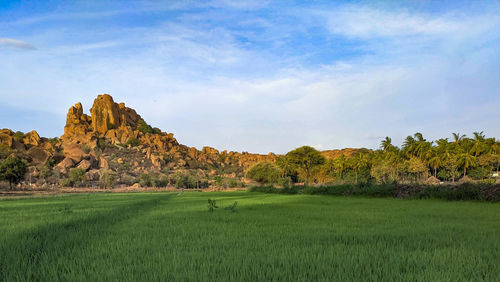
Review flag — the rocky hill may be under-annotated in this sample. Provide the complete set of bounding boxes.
[0,94,365,189]
[0,94,283,188]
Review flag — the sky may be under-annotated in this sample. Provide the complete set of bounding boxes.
[0,0,499,154]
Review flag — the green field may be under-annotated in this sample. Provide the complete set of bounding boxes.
[0,192,499,281]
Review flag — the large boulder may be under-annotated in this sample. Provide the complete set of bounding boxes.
[22,130,41,146]
[63,102,92,138]
[99,156,109,169]
[62,143,86,163]
[77,159,92,171]
[55,157,74,173]
[27,146,51,164]
[151,154,164,169]
[90,94,121,134]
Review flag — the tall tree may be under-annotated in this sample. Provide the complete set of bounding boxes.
[380,137,393,152]
[334,154,348,180]
[286,146,325,185]
[452,133,466,145]
[0,156,27,190]
[471,131,486,157]
[428,151,441,178]
[457,151,477,177]
[352,153,369,184]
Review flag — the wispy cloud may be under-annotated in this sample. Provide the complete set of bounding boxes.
[0,38,36,50]
[0,1,499,153]
[324,6,500,39]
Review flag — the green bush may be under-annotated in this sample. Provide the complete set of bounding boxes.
[99,169,116,189]
[80,144,91,154]
[245,162,281,185]
[137,119,161,135]
[125,137,140,147]
[138,173,153,187]
[59,178,73,187]
[13,131,24,142]
[69,168,86,186]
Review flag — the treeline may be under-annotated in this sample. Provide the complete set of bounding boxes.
[246,132,500,185]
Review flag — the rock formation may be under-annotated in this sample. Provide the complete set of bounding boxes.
[0,93,325,188]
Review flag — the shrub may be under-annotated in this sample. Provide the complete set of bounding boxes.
[59,178,73,187]
[69,168,86,186]
[136,120,162,135]
[99,169,116,189]
[139,173,154,187]
[80,144,91,154]
[207,199,219,212]
[227,178,244,188]
[39,162,52,180]
[13,131,24,142]
[245,162,281,185]
[0,144,11,158]
[125,137,140,147]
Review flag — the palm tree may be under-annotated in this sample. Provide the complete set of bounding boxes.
[457,151,477,177]
[402,135,416,156]
[428,153,441,177]
[471,131,486,157]
[352,153,369,184]
[380,137,393,152]
[452,133,466,145]
[334,154,348,180]
[414,132,425,142]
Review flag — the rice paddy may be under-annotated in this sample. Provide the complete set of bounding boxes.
[0,192,499,281]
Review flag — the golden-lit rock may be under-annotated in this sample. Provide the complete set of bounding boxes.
[90,94,121,134]
[22,130,41,146]
[99,156,109,169]
[0,130,14,147]
[62,142,86,163]
[55,157,75,173]
[63,102,92,139]
[77,159,92,171]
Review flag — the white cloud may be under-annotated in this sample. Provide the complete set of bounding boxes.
[0,38,36,50]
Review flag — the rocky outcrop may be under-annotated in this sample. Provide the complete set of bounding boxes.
[2,93,360,188]
[64,103,92,138]
[22,130,41,147]
[0,129,14,148]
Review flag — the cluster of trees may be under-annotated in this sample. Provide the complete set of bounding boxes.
[246,132,500,185]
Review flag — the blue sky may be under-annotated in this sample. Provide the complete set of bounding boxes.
[1,0,499,153]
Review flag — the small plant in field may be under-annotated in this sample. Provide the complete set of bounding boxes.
[224,201,238,212]
[207,199,218,212]
[58,204,72,214]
